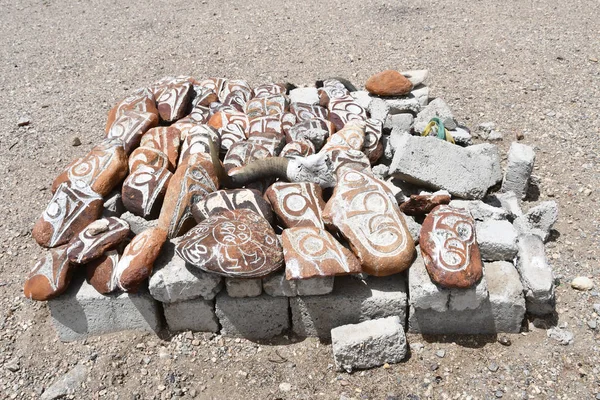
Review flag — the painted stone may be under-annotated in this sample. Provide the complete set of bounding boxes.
[176,209,283,278]
[282,226,361,280]
[363,118,384,164]
[139,126,181,171]
[66,217,130,264]
[197,78,227,98]
[122,163,172,218]
[265,182,326,229]
[52,138,128,196]
[105,87,158,133]
[253,83,287,98]
[328,148,372,175]
[400,193,452,216]
[245,94,288,120]
[156,81,193,122]
[321,121,365,152]
[113,227,167,292]
[318,80,349,108]
[173,123,220,165]
[23,246,74,301]
[191,86,219,108]
[247,132,287,156]
[328,96,367,131]
[223,89,251,112]
[365,70,413,97]
[85,250,120,294]
[150,76,193,99]
[420,205,483,288]
[280,140,315,158]
[33,181,104,248]
[323,168,415,276]
[290,102,329,121]
[106,109,159,154]
[247,113,296,136]
[158,153,218,238]
[208,111,249,153]
[191,188,274,224]
[286,118,334,151]
[128,147,170,174]
[219,79,253,103]
[223,141,272,172]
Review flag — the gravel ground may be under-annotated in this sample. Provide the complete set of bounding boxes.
[1,0,599,398]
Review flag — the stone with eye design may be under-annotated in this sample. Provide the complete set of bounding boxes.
[176,209,283,278]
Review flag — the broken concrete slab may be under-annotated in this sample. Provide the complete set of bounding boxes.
[513,201,558,242]
[449,199,509,221]
[476,220,518,261]
[502,142,535,199]
[163,298,219,332]
[226,278,262,298]
[413,98,457,133]
[516,234,555,315]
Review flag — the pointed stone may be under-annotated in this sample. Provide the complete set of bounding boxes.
[24,246,74,301]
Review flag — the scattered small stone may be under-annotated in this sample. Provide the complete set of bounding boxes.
[571,276,594,291]
[587,319,597,330]
[40,364,88,400]
[71,136,82,146]
[516,132,524,140]
[17,115,31,126]
[4,359,20,372]
[495,390,504,398]
[593,304,600,315]
[488,362,499,372]
[157,385,166,392]
[435,350,446,358]
[429,363,439,371]
[547,326,574,345]
[279,382,292,392]
[497,336,512,346]
[487,131,503,141]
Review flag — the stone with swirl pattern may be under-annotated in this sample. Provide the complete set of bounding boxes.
[106,110,159,154]
[323,168,415,276]
[177,209,283,278]
[419,205,483,288]
[327,95,367,132]
[105,87,158,133]
[140,126,181,171]
[156,81,194,122]
[282,226,361,280]
[191,189,274,224]
[23,245,75,301]
[66,217,130,264]
[265,182,326,229]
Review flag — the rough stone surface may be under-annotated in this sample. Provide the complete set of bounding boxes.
[513,201,558,242]
[262,272,298,297]
[102,190,126,218]
[367,98,390,123]
[291,275,408,338]
[485,191,523,219]
[385,97,421,114]
[48,276,162,342]
[192,188,274,224]
[384,113,413,133]
[332,316,407,372]
[365,70,413,96]
[295,276,335,296]
[450,127,473,146]
[120,211,158,235]
[265,182,326,229]
[516,234,555,315]
[401,214,422,244]
[225,278,263,297]
[413,98,457,133]
[215,293,289,340]
[502,142,535,199]
[449,199,509,221]
[66,217,129,264]
[476,220,518,261]
[289,87,319,105]
[40,364,88,400]
[400,191,451,216]
[163,298,219,333]
[389,132,502,199]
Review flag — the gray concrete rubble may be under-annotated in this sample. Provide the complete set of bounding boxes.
[226,278,263,298]
[368,98,391,123]
[385,96,422,114]
[502,142,536,199]
[476,220,519,261]
[384,113,413,132]
[331,316,407,372]
[513,201,558,242]
[485,191,523,220]
[149,239,223,303]
[262,272,298,297]
[389,132,502,199]
[40,364,88,400]
[296,277,335,296]
[163,298,219,332]
[411,85,429,107]
[516,234,555,315]
[401,214,422,244]
[289,87,319,105]
[350,90,372,110]
[413,98,457,133]
[102,190,125,218]
[449,199,509,221]
[450,127,473,146]
[49,276,162,342]
[120,211,158,235]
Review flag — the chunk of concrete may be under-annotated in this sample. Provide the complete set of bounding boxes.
[400,214,421,244]
[289,87,319,105]
[502,142,535,199]
[291,275,408,339]
[485,261,526,332]
[40,364,88,400]
[476,220,518,261]
[350,91,372,110]
[449,199,509,221]
[332,316,407,372]
[513,201,558,242]
[226,278,262,298]
[215,293,289,340]
[49,276,162,342]
[120,211,158,235]
[449,127,472,146]
[384,96,421,114]
[368,98,390,123]
[149,239,223,303]
[263,272,298,297]
[485,191,523,220]
[389,132,502,199]
[163,298,219,332]
[384,113,413,133]
[413,98,456,133]
[296,277,334,296]
[516,235,555,315]
[411,85,429,107]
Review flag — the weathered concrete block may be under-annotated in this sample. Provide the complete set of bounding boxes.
[332,316,407,372]
[163,298,219,332]
[485,261,526,332]
[449,199,509,221]
[226,278,262,298]
[485,191,523,220]
[120,211,158,235]
[49,276,162,342]
[263,272,298,297]
[413,98,456,133]
[291,275,408,339]
[215,293,289,340]
[384,96,421,114]
[402,70,429,86]
[350,91,372,110]
[476,220,518,261]
[389,132,502,199]
[289,87,319,105]
[296,277,334,296]
[513,201,558,242]
[516,234,555,315]
[149,239,223,303]
[384,113,413,133]
[368,98,390,123]
[502,142,535,199]
[411,85,429,107]
[262,273,333,297]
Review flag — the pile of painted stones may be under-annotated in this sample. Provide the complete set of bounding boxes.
[24,70,556,317]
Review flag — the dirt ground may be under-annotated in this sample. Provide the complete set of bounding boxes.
[1,0,599,398]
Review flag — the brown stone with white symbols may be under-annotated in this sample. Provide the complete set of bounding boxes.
[106,110,159,154]
[66,217,129,264]
[191,188,274,224]
[23,246,75,301]
[156,81,194,122]
[265,182,326,229]
[105,87,158,133]
[140,127,181,171]
[122,163,173,218]
[86,250,120,294]
[400,193,452,216]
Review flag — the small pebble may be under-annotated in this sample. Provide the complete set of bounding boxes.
[497,336,512,346]
[587,319,597,330]
[488,362,499,372]
[593,304,600,315]
[71,136,82,146]
[571,276,594,291]
[279,382,291,392]
[435,350,446,358]
[17,116,30,126]
[516,132,524,140]
[495,390,504,398]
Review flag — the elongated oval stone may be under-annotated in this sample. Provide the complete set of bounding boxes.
[191,189,274,224]
[419,205,483,288]
[66,217,130,264]
[265,182,326,229]
[24,246,74,301]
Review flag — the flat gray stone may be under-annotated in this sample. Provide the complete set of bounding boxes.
[449,127,472,146]
[411,85,429,107]
[476,220,518,261]
[384,113,413,132]
[226,278,263,298]
[262,271,298,297]
[414,98,456,133]
[485,191,523,219]
[516,234,555,315]
[350,90,373,110]
[296,277,334,296]
[449,199,509,221]
[513,201,558,242]
[289,87,319,105]
[401,70,428,86]
[40,364,88,400]
[385,96,422,114]
[163,298,219,332]
[502,142,535,199]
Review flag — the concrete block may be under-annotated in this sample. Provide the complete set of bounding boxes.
[291,275,408,339]
[411,85,429,107]
[476,220,518,261]
[289,87,319,105]
[516,235,555,315]
[384,96,421,114]
[296,277,334,296]
[215,293,289,340]
[367,98,390,123]
[163,298,219,332]
[120,211,158,235]
[485,191,523,220]
[350,91,372,110]
[485,261,526,332]
[149,239,223,303]
[263,272,298,297]
[502,142,535,199]
[262,273,333,297]
[332,316,407,372]
[449,199,509,221]
[414,98,456,133]
[102,190,125,218]
[389,132,502,199]
[226,278,262,298]
[513,201,558,242]
[49,276,162,342]
[384,113,413,133]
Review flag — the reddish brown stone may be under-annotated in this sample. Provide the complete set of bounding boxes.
[245,94,288,120]
[208,111,249,152]
[219,79,253,102]
[321,121,365,152]
[122,163,172,218]
[253,83,287,98]
[66,217,130,264]
[105,87,158,133]
[365,70,413,97]
[247,113,297,136]
[327,148,372,176]
[23,246,74,301]
[158,153,218,238]
[106,110,159,154]
[323,168,415,276]
[327,96,367,132]
[265,182,326,229]
[282,226,361,280]
[364,118,384,164]
[139,127,181,171]
[128,147,170,173]
[86,250,120,294]
[113,227,167,292]
[156,81,194,122]
[33,182,104,248]
[191,188,274,224]
[400,193,452,216]
[176,209,283,278]
[280,140,315,158]
[285,118,334,150]
[420,205,483,288]
[192,86,219,108]
[176,125,220,165]
[247,132,287,156]
[52,139,128,196]
[318,79,350,108]
[223,141,272,172]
